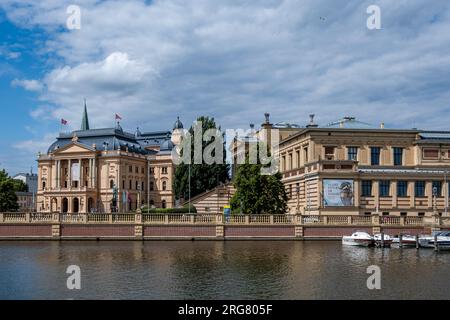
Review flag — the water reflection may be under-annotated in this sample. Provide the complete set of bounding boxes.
[0,241,449,300]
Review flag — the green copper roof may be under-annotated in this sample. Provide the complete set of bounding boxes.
[81,101,90,130]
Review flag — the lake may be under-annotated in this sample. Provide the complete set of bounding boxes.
[0,240,448,300]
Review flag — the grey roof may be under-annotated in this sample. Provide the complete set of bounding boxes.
[48,127,173,155]
[419,132,450,139]
[359,168,449,174]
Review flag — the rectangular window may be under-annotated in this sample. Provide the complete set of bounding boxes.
[361,180,372,197]
[415,181,425,197]
[423,149,439,159]
[397,181,408,197]
[296,150,300,168]
[371,147,381,165]
[304,147,308,163]
[347,147,358,161]
[393,147,403,166]
[432,181,442,196]
[379,180,391,197]
[325,146,335,160]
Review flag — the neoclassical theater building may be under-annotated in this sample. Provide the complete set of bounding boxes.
[36,106,183,214]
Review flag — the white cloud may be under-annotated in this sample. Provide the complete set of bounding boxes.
[14,134,55,153]
[1,0,450,135]
[11,79,44,92]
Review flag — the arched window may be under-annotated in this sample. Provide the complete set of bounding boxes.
[162,181,167,191]
[150,181,154,191]
[122,180,125,189]
[150,200,154,206]
[42,181,46,190]
[110,180,114,189]
[129,180,132,189]
[162,200,166,209]
[136,181,139,190]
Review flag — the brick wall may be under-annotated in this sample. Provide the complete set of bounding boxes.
[0,225,52,237]
[225,226,295,237]
[61,225,135,237]
[144,226,216,238]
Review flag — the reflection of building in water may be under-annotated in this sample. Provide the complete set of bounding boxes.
[276,115,450,217]
[36,104,179,213]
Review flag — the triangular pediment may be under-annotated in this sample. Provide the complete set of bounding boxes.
[53,142,95,154]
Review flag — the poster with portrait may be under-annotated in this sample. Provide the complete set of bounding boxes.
[323,179,354,207]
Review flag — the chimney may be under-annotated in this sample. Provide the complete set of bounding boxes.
[380,122,385,129]
[306,114,318,128]
[264,113,270,124]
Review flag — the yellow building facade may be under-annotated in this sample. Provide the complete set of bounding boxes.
[279,117,450,217]
[36,106,179,214]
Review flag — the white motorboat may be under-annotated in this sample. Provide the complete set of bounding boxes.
[419,231,450,249]
[342,232,374,247]
[373,233,393,247]
[391,234,418,247]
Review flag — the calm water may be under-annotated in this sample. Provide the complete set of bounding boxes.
[0,240,449,300]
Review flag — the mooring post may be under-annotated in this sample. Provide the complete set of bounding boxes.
[416,234,419,249]
[399,234,403,248]
[434,234,439,252]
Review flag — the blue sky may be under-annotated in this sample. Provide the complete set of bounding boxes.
[1,0,450,175]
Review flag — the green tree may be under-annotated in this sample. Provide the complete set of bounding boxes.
[12,179,28,192]
[0,169,20,212]
[173,116,230,200]
[230,159,288,215]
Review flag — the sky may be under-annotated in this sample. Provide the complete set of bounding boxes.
[0,0,449,175]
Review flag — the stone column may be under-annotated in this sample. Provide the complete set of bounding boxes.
[68,197,72,213]
[354,180,360,208]
[79,158,82,189]
[93,158,96,188]
[373,180,380,212]
[426,181,432,208]
[409,181,415,208]
[55,160,59,189]
[68,159,72,190]
[392,181,397,208]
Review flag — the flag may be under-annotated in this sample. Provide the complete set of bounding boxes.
[115,113,122,121]
[61,118,68,125]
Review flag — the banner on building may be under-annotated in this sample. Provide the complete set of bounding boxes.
[323,179,354,207]
[71,163,80,182]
